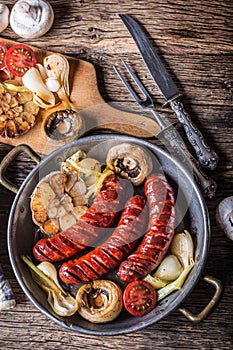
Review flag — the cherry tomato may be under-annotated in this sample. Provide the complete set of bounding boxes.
[123,280,157,316]
[5,44,37,77]
[0,42,7,70]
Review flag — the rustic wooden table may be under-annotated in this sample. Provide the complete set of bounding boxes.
[0,0,232,349]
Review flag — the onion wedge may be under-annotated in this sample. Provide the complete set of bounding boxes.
[21,256,78,316]
[22,67,56,109]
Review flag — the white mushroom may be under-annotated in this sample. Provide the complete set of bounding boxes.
[10,0,54,39]
[106,142,153,186]
[76,280,123,323]
[216,196,233,240]
[0,4,9,33]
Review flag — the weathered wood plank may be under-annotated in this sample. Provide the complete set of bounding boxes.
[0,0,232,349]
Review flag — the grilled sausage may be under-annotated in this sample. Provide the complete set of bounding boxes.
[118,173,176,283]
[59,195,147,284]
[33,175,126,262]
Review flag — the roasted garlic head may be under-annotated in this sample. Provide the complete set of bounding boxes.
[106,142,153,186]
[30,171,88,235]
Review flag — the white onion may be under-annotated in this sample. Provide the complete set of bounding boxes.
[153,255,183,282]
[170,230,194,268]
[22,67,55,108]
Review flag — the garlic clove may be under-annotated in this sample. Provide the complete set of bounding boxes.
[10,0,54,39]
[0,4,10,33]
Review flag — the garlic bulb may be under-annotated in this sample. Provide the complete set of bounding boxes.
[0,4,9,33]
[10,0,54,39]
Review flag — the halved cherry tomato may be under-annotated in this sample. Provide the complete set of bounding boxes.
[5,44,37,77]
[123,280,157,316]
[0,42,7,70]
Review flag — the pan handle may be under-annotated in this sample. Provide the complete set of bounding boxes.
[0,144,41,194]
[178,275,222,323]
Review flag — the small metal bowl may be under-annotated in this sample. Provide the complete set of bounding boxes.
[44,109,85,142]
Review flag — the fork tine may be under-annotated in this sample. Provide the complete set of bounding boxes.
[114,61,167,129]
[113,65,141,105]
[121,60,152,104]
[113,61,153,108]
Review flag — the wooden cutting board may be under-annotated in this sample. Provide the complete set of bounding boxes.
[0,38,160,155]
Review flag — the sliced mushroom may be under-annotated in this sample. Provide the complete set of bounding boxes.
[106,142,153,186]
[0,4,9,33]
[10,0,54,39]
[76,280,123,323]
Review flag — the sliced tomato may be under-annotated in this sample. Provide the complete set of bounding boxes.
[123,280,157,316]
[5,44,37,77]
[0,42,7,70]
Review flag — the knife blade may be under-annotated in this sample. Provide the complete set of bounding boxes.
[119,14,219,171]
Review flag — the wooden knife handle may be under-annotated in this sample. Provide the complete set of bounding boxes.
[170,99,219,170]
[160,125,217,198]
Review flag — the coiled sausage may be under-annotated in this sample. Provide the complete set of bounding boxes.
[118,173,176,283]
[59,194,147,284]
[33,175,126,262]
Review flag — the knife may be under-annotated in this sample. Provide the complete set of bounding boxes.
[119,14,219,171]
[114,61,217,198]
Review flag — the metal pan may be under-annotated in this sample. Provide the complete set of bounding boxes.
[0,134,222,335]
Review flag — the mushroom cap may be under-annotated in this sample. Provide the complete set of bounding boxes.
[216,196,233,240]
[0,4,10,33]
[10,0,54,39]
